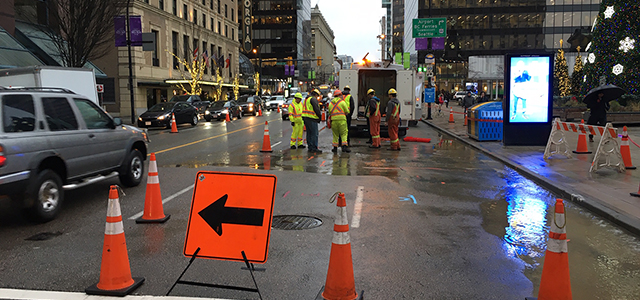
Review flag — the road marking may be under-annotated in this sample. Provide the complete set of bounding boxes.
[0,288,233,300]
[272,141,282,148]
[351,186,364,228]
[129,184,194,220]
[283,191,290,198]
[152,119,277,155]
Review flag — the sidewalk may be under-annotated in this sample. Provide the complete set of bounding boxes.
[424,104,640,236]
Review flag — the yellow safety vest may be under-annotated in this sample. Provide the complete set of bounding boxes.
[390,101,400,118]
[302,96,319,119]
[329,97,348,121]
[290,100,303,121]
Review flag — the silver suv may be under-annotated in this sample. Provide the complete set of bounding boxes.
[0,87,149,222]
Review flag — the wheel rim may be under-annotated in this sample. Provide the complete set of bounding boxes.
[39,180,59,213]
[193,116,198,124]
[131,155,143,180]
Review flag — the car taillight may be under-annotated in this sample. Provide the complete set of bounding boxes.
[0,146,5,167]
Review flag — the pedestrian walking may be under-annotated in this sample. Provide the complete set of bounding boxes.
[289,92,305,149]
[328,90,351,153]
[462,91,475,114]
[366,89,381,148]
[587,92,610,142]
[387,88,401,151]
[302,89,323,153]
[340,85,355,146]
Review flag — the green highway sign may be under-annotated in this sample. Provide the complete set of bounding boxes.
[412,18,447,38]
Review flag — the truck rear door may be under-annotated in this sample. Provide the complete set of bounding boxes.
[397,70,418,126]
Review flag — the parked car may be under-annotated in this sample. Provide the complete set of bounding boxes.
[237,95,261,116]
[0,87,148,222]
[138,101,198,128]
[281,98,294,120]
[169,94,209,116]
[266,95,285,111]
[204,100,242,121]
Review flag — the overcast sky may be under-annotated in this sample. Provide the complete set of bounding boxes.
[312,0,387,61]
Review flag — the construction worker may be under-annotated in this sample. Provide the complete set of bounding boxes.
[366,89,381,148]
[340,85,356,146]
[328,90,351,153]
[289,92,305,149]
[387,88,401,151]
[302,89,323,153]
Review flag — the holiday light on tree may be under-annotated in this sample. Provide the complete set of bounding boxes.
[167,50,206,96]
[232,74,240,100]
[553,40,571,96]
[571,46,585,96]
[254,73,260,96]
[583,1,639,95]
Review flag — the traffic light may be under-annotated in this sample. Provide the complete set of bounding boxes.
[317,56,321,66]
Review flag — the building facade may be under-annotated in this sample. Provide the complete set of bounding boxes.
[391,0,404,56]
[311,5,336,86]
[251,0,311,93]
[381,0,392,60]
[411,0,601,95]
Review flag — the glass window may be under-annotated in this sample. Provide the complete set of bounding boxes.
[572,12,581,26]
[183,4,188,20]
[42,97,78,131]
[173,0,177,15]
[2,94,35,132]
[194,9,198,24]
[73,99,111,129]
[554,12,562,27]
[159,0,164,10]
[563,12,572,27]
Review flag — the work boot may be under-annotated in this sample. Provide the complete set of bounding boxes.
[366,140,372,144]
[332,147,338,153]
[291,145,297,149]
[342,146,351,153]
[298,144,306,149]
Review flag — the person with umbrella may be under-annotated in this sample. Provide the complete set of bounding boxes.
[583,84,625,142]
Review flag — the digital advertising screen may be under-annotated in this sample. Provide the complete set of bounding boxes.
[507,56,551,123]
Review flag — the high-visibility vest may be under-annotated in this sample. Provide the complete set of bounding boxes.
[366,101,380,118]
[290,100,303,121]
[329,97,348,121]
[302,96,319,119]
[390,101,400,119]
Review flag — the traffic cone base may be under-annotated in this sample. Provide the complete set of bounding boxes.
[631,182,640,197]
[260,121,273,152]
[86,278,145,297]
[136,153,170,223]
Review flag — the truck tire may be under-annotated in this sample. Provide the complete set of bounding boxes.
[24,169,64,223]
[408,120,418,127]
[119,149,144,187]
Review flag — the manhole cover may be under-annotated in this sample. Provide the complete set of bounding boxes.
[272,215,322,230]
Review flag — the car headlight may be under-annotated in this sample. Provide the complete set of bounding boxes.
[205,111,210,115]
[138,117,142,121]
[221,109,229,114]
[157,114,169,120]
[249,103,253,107]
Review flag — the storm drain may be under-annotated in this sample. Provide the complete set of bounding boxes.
[272,215,323,230]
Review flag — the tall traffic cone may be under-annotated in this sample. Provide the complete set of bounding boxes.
[260,121,273,152]
[86,186,144,296]
[322,193,358,300]
[225,111,231,122]
[535,199,572,300]
[572,119,591,154]
[463,111,468,126]
[620,126,636,169]
[322,110,326,121]
[448,108,455,123]
[170,113,178,133]
[258,105,263,116]
[136,153,170,223]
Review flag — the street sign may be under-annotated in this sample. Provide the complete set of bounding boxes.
[184,171,277,263]
[412,18,447,38]
[96,84,104,93]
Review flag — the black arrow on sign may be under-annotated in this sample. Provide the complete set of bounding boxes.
[198,194,264,236]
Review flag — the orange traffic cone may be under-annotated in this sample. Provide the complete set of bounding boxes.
[535,199,572,300]
[260,121,273,152]
[322,193,358,300]
[448,108,455,123]
[620,126,636,169]
[322,110,326,121]
[225,111,231,122]
[86,186,144,296]
[258,106,263,116]
[170,113,178,133]
[136,153,170,223]
[572,120,591,154]
[463,111,468,126]
[277,105,281,113]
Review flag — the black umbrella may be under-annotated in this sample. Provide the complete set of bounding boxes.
[582,84,626,105]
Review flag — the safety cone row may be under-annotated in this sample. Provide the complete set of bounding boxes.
[534,199,572,300]
[448,108,455,123]
[136,153,170,223]
[322,192,357,300]
[620,126,636,169]
[260,121,273,152]
[170,113,178,133]
[572,119,591,154]
[86,186,144,296]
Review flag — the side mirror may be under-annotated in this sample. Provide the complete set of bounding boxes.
[113,117,123,126]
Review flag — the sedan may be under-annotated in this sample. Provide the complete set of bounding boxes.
[204,100,242,121]
[281,98,294,120]
[137,101,198,128]
[237,95,261,116]
[266,95,285,111]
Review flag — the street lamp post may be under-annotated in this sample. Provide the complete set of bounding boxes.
[252,37,281,95]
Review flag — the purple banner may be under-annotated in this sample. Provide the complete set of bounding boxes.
[114,16,143,47]
[415,38,429,51]
[284,65,289,76]
[431,37,445,50]
[114,16,126,47]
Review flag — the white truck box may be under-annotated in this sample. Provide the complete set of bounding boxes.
[0,66,99,104]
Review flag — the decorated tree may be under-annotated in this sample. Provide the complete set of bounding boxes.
[232,74,240,100]
[553,40,571,96]
[254,73,261,96]
[570,46,585,96]
[168,51,206,95]
[583,1,640,95]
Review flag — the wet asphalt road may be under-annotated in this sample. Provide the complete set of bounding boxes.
[0,111,639,299]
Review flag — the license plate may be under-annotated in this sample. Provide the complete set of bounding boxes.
[145,122,151,126]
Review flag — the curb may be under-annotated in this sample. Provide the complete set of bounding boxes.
[422,120,640,237]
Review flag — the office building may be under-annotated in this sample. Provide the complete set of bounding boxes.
[311,5,336,85]
[391,0,404,56]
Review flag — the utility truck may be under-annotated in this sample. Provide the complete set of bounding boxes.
[0,66,99,105]
[340,61,423,137]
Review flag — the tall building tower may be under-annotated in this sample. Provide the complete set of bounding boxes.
[381,0,392,60]
[311,5,336,85]
[391,0,404,56]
